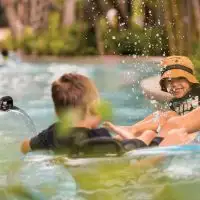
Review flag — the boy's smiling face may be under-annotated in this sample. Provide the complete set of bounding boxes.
[164,77,191,98]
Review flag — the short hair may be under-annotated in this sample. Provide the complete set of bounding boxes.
[51,73,99,119]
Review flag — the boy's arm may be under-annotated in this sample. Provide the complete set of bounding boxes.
[181,107,200,133]
[104,119,158,139]
[104,111,177,139]
[132,119,158,134]
[159,107,200,137]
[108,113,158,132]
[131,111,177,135]
[103,113,158,138]
[20,136,42,154]
[20,126,54,154]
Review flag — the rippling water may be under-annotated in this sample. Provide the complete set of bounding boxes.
[0,55,199,200]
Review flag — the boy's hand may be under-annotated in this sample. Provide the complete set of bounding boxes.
[21,139,31,154]
[103,121,115,131]
[103,121,135,139]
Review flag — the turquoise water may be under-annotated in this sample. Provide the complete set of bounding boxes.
[0,56,199,200]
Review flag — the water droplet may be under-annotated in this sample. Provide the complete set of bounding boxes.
[132,55,137,58]
[150,96,155,99]
[120,22,125,26]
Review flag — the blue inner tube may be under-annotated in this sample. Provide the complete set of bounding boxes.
[54,136,200,159]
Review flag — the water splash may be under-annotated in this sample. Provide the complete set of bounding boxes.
[10,107,37,136]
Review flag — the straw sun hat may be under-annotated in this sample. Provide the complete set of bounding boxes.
[159,56,199,92]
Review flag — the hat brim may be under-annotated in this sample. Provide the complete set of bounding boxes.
[160,69,199,92]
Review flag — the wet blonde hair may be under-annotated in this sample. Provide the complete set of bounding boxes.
[51,73,99,119]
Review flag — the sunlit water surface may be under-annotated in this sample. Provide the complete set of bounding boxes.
[0,55,199,200]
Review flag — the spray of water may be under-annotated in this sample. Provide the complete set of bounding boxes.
[10,107,37,136]
[0,96,37,136]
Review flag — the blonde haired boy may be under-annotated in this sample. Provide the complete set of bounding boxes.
[21,73,113,155]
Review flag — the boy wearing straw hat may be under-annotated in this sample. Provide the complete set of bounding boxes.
[160,56,200,115]
[104,56,200,147]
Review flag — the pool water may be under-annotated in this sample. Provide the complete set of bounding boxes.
[0,56,199,200]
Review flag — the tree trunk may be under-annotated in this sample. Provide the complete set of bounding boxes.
[62,0,76,27]
[163,0,176,55]
[2,0,24,40]
[187,0,192,55]
[17,0,24,24]
[83,0,104,54]
[171,0,185,55]
[119,0,132,27]
[179,0,189,55]
[108,0,129,29]
[83,0,102,27]
[95,17,104,55]
[191,0,200,40]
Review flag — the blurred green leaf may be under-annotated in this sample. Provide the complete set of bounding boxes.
[56,112,74,138]
[96,100,113,121]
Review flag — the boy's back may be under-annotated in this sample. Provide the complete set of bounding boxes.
[30,123,112,150]
[21,73,109,154]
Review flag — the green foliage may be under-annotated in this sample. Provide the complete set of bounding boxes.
[55,0,65,6]
[142,27,168,56]
[48,12,60,37]
[55,101,112,140]
[191,43,200,81]
[104,29,142,55]
[3,11,97,56]
[56,111,74,138]
[1,31,19,51]
[95,100,113,121]
[54,100,113,139]
[102,20,168,56]
[3,11,168,56]
[20,28,37,54]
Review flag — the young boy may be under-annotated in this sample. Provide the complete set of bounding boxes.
[20,73,118,156]
[104,56,200,146]
[160,56,200,115]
